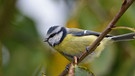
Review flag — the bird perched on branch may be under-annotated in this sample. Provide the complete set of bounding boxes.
[45,26,135,63]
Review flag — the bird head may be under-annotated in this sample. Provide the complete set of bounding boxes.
[45,26,67,47]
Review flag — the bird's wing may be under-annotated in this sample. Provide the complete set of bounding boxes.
[68,28,112,37]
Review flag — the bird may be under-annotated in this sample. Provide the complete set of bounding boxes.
[44,26,135,63]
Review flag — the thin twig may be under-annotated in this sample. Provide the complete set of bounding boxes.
[60,0,135,75]
[68,56,78,76]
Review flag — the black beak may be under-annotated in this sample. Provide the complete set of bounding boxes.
[44,38,48,42]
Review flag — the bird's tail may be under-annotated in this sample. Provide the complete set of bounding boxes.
[111,33,135,41]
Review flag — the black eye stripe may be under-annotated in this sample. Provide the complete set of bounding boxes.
[49,33,57,38]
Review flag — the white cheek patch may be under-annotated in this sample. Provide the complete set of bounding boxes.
[48,38,55,46]
[54,31,63,43]
[48,31,63,46]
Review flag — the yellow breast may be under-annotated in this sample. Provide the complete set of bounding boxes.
[54,34,108,61]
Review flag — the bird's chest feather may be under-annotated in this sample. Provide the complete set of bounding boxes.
[54,34,106,60]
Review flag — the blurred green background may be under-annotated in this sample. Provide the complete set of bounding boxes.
[0,0,135,76]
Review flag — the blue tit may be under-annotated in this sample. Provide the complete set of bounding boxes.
[45,26,135,63]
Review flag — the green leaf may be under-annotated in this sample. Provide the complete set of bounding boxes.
[75,65,95,76]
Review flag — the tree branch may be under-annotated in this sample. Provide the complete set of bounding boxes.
[60,0,135,75]
[78,0,135,63]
